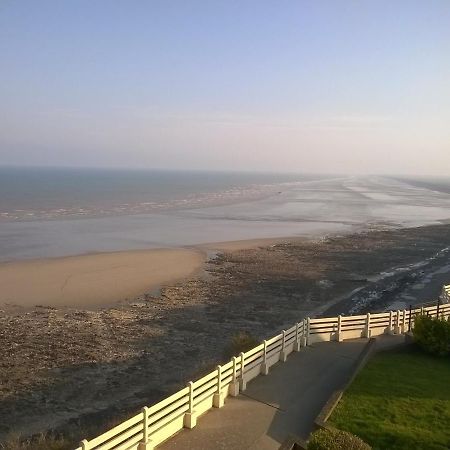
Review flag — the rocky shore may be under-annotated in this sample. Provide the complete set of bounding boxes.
[1,224,450,444]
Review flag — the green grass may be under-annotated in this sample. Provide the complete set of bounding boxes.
[329,347,450,450]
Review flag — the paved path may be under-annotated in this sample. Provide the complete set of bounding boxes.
[160,335,404,450]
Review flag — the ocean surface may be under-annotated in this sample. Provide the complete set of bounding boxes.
[0,166,323,222]
[1,167,450,262]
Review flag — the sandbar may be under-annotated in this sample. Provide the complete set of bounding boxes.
[0,248,205,308]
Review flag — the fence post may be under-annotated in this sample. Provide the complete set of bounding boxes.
[402,309,407,333]
[336,315,343,342]
[364,312,371,338]
[239,352,247,391]
[229,356,239,396]
[80,440,89,450]
[280,330,288,362]
[305,317,311,346]
[437,298,440,319]
[261,340,269,375]
[408,304,412,332]
[444,304,449,320]
[138,406,152,450]
[213,365,225,408]
[395,310,401,334]
[183,381,197,429]
[388,310,393,334]
[300,318,308,347]
[294,322,301,351]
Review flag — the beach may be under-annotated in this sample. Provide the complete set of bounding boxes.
[1,224,450,441]
[0,249,205,309]
[1,173,450,311]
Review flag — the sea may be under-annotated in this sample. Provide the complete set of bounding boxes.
[0,166,323,222]
[1,166,450,262]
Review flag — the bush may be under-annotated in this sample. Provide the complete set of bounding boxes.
[307,428,371,450]
[223,331,260,360]
[0,434,71,450]
[413,314,450,356]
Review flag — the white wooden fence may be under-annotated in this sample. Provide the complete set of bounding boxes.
[75,285,450,450]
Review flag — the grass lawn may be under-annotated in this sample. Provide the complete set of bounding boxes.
[329,346,450,450]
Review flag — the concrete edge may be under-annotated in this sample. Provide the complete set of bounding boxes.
[344,337,378,389]
[280,339,379,450]
[372,333,410,353]
[277,339,378,450]
[313,337,377,431]
[278,434,308,450]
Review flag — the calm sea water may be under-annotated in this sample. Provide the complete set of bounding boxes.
[0,166,322,222]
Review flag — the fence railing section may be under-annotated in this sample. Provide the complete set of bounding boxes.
[75,285,450,450]
[441,284,450,304]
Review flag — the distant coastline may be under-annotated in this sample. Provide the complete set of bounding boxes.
[394,176,450,195]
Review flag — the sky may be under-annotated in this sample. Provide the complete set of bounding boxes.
[0,1,449,175]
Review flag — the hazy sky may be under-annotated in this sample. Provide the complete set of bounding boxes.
[1,1,449,175]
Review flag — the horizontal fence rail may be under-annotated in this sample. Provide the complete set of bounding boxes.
[76,284,450,450]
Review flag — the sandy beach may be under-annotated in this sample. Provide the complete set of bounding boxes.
[0,239,296,309]
[0,248,205,308]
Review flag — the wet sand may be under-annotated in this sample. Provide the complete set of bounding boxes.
[0,249,205,308]
[0,237,310,309]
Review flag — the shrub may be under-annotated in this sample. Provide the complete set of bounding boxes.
[307,428,371,450]
[223,331,260,360]
[0,434,71,450]
[413,314,450,356]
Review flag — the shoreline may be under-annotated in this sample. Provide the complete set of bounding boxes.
[0,248,206,309]
[3,174,450,264]
[0,236,314,309]
[1,225,447,310]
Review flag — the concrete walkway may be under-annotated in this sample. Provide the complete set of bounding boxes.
[160,335,404,450]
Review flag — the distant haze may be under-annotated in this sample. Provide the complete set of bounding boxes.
[0,1,449,175]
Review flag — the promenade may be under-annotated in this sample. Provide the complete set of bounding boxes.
[161,337,397,450]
